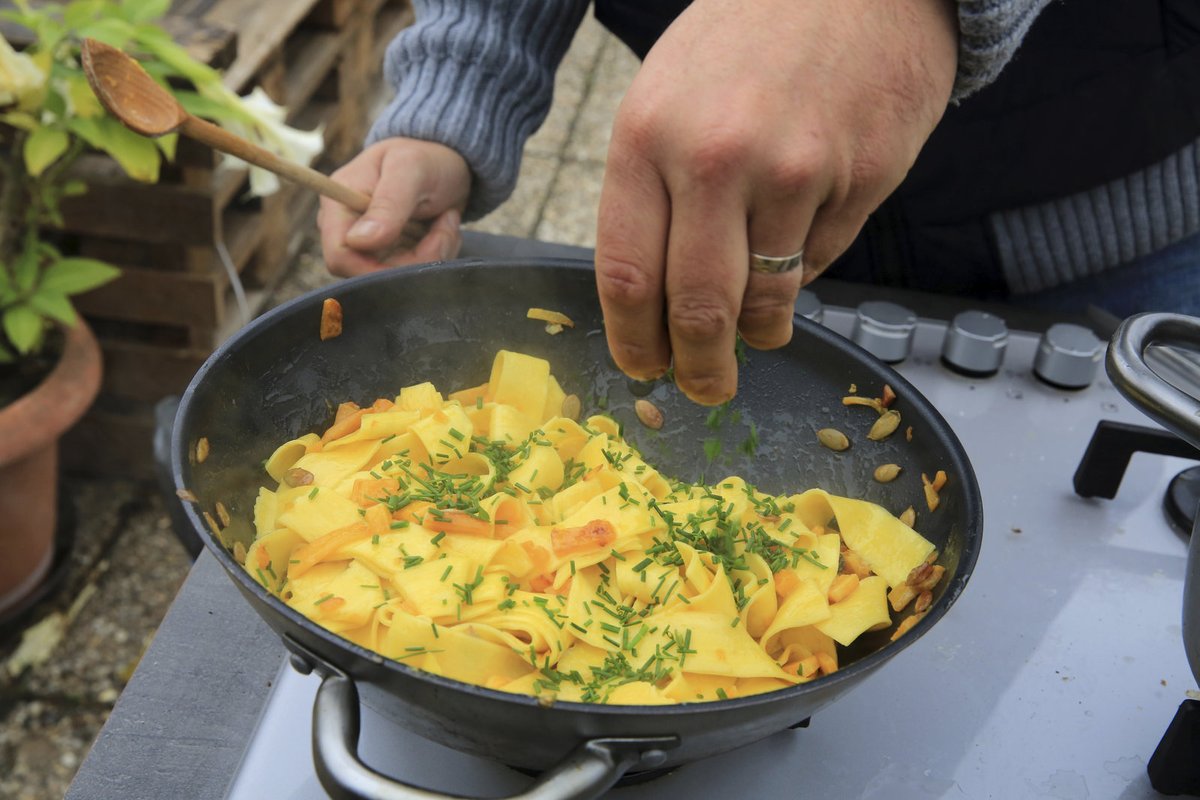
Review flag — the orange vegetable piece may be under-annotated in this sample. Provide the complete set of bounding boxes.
[351,477,400,508]
[550,519,617,556]
[322,407,367,443]
[528,574,553,592]
[320,298,343,340]
[289,522,370,578]
[773,569,799,599]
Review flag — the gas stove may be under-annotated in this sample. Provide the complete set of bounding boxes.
[64,236,1199,799]
[218,296,1194,799]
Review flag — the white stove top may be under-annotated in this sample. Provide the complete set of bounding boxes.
[226,307,1196,799]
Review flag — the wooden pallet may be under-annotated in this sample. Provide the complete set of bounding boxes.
[55,0,415,478]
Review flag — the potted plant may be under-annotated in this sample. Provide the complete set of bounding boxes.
[0,0,322,624]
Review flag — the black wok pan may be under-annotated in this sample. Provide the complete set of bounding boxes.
[172,259,982,800]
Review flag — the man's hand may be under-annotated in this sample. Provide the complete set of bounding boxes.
[594,0,958,404]
[319,138,473,276]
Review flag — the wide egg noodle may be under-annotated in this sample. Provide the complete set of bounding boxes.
[240,350,939,705]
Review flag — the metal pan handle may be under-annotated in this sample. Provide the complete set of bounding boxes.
[284,637,677,800]
[1107,312,1200,686]
[1108,312,1200,449]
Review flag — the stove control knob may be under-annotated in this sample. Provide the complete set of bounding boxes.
[794,289,823,324]
[941,310,1008,377]
[1033,323,1104,389]
[851,300,917,363]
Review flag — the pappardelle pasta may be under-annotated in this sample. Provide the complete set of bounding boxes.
[243,350,939,705]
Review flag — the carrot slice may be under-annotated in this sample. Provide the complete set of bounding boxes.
[550,519,617,556]
[322,407,368,443]
[289,523,371,578]
[351,477,400,508]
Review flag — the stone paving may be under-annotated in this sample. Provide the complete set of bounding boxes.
[0,13,634,799]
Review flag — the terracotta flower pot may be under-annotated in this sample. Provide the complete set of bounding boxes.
[0,320,102,616]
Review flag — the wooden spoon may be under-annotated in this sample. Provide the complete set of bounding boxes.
[81,38,430,246]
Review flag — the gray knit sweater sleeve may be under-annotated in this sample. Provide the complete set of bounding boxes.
[953,0,1052,99]
[369,1,1049,218]
[366,0,589,220]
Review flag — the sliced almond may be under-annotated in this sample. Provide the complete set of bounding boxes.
[215,501,231,528]
[874,463,901,483]
[195,437,210,464]
[284,467,315,487]
[561,394,581,421]
[867,410,901,441]
[913,590,933,614]
[232,541,247,564]
[905,426,913,442]
[634,399,664,430]
[881,384,897,408]
[899,506,916,528]
[175,488,198,503]
[818,428,850,452]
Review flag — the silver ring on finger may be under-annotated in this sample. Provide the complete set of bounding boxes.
[749,248,805,274]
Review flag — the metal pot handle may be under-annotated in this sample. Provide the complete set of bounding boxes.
[1107,312,1200,686]
[1108,312,1200,450]
[286,639,677,800]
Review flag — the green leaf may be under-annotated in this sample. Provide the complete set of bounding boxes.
[76,16,136,47]
[28,289,78,325]
[61,179,89,197]
[67,116,161,182]
[175,90,255,128]
[23,126,70,176]
[64,1,107,31]
[0,112,39,131]
[155,131,177,160]
[39,257,120,295]
[120,0,170,24]
[13,246,40,292]
[2,304,45,355]
[133,26,222,90]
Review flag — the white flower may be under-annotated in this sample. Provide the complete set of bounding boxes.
[218,87,325,197]
[0,36,45,112]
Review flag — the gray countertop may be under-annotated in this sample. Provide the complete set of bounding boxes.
[65,552,281,800]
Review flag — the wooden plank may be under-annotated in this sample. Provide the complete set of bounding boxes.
[205,0,324,91]
[307,0,359,29]
[74,266,225,330]
[282,28,343,115]
[60,183,221,245]
[99,340,211,402]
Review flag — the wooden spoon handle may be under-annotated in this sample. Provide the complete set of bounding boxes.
[180,116,432,246]
[182,116,371,212]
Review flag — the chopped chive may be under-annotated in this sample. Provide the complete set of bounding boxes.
[431,532,446,546]
[314,594,335,606]
[308,487,320,499]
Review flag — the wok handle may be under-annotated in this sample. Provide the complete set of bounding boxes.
[308,665,676,800]
[1107,312,1200,450]
[1107,312,1200,687]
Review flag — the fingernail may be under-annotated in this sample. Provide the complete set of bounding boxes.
[441,208,461,232]
[348,219,381,241]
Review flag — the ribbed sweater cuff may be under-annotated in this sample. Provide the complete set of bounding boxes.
[952,0,1051,100]
[367,1,588,220]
